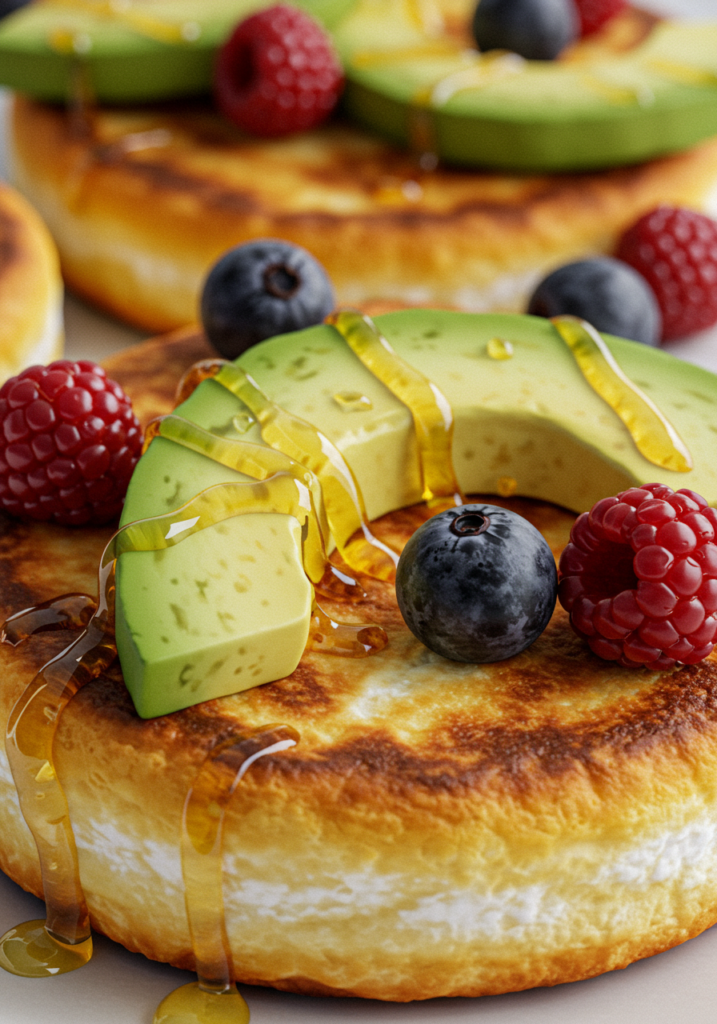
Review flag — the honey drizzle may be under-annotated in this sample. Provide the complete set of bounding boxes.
[153,725,299,1024]
[327,310,463,506]
[0,476,387,979]
[0,562,116,975]
[645,56,717,88]
[42,0,201,46]
[552,315,693,473]
[213,362,399,582]
[144,414,369,603]
[143,418,330,586]
[2,593,96,645]
[403,0,444,36]
[422,51,525,107]
[174,360,398,581]
[351,40,461,68]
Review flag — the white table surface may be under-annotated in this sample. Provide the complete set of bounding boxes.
[3,1,717,1020]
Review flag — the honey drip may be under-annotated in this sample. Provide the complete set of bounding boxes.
[486,337,514,361]
[175,359,227,406]
[0,476,386,979]
[552,315,693,473]
[43,0,202,46]
[153,725,299,1024]
[174,359,397,581]
[403,0,444,36]
[2,593,96,645]
[212,362,399,582]
[144,414,368,604]
[327,310,463,506]
[578,72,654,106]
[0,561,116,976]
[645,57,717,88]
[422,51,525,108]
[351,39,460,68]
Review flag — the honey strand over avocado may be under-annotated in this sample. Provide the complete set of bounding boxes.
[43,0,201,46]
[552,315,693,473]
[144,414,369,602]
[212,362,400,582]
[153,725,299,1024]
[327,310,463,506]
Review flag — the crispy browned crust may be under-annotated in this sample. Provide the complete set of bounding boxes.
[2,333,717,1001]
[10,91,717,332]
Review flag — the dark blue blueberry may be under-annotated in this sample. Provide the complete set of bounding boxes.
[200,239,335,359]
[395,504,558,663]
[472,0,578,61]
[527,256,662,346]
[0,0,30,17]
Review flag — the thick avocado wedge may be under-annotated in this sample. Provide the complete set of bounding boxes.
[0,0,355,103]
[116,310,717,717]
[334,4,717,171]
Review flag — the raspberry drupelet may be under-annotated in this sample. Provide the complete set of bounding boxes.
[0,360,142,527]
[559,483,717,669]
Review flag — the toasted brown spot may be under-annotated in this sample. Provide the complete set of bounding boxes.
[0,210,20,280]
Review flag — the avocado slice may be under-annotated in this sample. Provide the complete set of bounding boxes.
[334,6,717,171]
[0,0,356,103]
[116,311,717,717]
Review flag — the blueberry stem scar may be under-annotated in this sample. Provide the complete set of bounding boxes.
[450,512,490,537]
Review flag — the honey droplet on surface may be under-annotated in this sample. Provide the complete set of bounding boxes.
[231,412,255,434]
[486,337,514,361]
[552,315,693,473]
[497,476,518,497]
[0,921,92,978]
[154,981,249,1024]
[307,603,388,657]
[332,391,373,412]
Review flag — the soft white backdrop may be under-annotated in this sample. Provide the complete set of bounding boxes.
[1,1,717,1021]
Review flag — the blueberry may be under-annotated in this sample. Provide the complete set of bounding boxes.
[0,0,30,17]
[527,257,662,346]
[396,504,558,663]
[200,239,335,359]
[472,0,578,61]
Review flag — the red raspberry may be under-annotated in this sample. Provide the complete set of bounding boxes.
[558,483,717,669]
[214,4,343,137]
[616,205,717,341]
[573,0,627,36]
[0,360,142,527]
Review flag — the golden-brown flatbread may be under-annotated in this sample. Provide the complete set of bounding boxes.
[1,330,717,1001]
[10,91,717,333]
[0,180,63,382]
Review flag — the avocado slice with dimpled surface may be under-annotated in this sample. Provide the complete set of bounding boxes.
[116,311,717,718]
[334,4,717,171]
[0,0,356,103]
